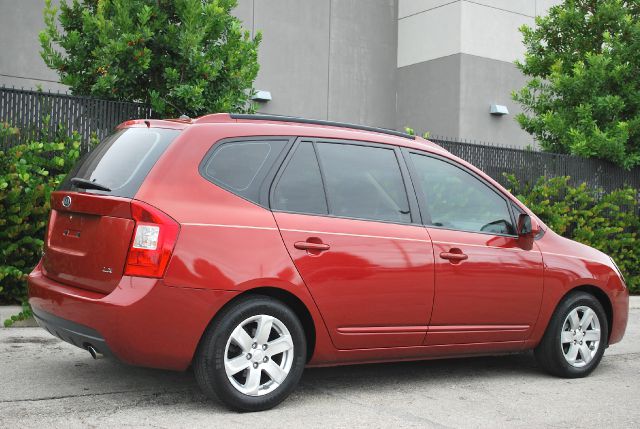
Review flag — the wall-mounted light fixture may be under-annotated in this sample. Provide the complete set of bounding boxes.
[490,104,509,116]
[252,90,272,102]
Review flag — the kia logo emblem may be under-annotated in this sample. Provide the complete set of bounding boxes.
[62,196,72,208]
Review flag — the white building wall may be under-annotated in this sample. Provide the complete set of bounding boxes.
[460,1,534,63]
[397,1,461,67]
[397,0,556,67]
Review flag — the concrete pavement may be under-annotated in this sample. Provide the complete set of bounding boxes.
[1,298,638,428]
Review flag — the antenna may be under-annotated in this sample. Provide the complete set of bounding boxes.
[154,95,190,120]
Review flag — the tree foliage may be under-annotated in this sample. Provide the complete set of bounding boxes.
[40,0,261,117]
[513,0,640,169]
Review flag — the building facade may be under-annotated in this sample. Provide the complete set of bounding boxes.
[0,0,562,147]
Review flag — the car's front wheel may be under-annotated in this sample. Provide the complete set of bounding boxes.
[535,291,608,378]
[194,295,307,412]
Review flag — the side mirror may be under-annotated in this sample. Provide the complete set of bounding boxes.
[517,213,539,238]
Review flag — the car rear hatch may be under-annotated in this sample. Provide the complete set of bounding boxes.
[43,193,134,294]
[41,126,181,294]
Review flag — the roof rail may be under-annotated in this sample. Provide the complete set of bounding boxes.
[229,113,416,140]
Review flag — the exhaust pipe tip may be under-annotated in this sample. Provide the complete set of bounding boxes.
[85,344,99,360]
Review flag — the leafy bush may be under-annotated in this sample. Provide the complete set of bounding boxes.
[3,300,33,328]
[0,129,81,304]
[40,0,261,117]
[506,175,639,292]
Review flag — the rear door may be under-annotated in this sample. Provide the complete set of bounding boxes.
[42,127,180,294]
[404,150,544,345]
[272,139,435,350]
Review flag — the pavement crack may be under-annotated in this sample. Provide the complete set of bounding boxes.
[0,389,188,404]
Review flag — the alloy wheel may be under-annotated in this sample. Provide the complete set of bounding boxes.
[560,306,601,368]
[223,314,294,396]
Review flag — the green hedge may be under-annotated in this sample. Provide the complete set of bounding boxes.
[0,123,81,304]
[506,174,639,292]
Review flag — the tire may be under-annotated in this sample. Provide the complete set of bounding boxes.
[535,291,608,378]
[194,295,307,412]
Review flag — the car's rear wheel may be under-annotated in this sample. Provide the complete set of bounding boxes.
[194,295,306,412]
[535,291,608,378]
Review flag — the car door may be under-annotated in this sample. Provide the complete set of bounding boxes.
[404,150,544,346]
[271,138,435,350]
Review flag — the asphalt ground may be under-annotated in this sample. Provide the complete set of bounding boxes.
[1,298,638,428]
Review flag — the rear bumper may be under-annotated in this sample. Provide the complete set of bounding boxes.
[32,307,113,358]
[28,263,240,370]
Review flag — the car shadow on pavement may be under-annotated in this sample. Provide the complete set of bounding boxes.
[304,351,542,386]
[36,350,545,413]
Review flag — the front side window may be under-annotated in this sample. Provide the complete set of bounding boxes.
[410,153,515,235]
[316,142,411,223]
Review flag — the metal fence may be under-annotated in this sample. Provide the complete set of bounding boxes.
[0,86,638,194]
[432,138,640,194]
[0,86,152,149]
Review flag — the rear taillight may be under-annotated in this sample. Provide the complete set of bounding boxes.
[124,201,179,278]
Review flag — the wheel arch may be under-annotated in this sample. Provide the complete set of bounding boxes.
[195,286,317,363]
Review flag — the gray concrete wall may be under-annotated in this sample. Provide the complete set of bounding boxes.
[327,0,397,129]
[251,0,331,120]
[395,0,562,147]
[0,0,66,91]
[396,54,534,147]
[0,0,564,146]
[458,54,532,146]
[238,0,397,129]
[396,53,534,147]
[396,54,460,138]
[0,0,398,129]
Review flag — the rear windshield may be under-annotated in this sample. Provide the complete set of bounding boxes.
[59,127,180,198]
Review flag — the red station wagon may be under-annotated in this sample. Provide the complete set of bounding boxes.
[28,114,629,411]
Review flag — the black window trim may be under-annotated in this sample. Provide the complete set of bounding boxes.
[199,136,296,208]
[311,139,333,214]
[401,147,520,238]
[269,137,423,227]
[268,138,330,216]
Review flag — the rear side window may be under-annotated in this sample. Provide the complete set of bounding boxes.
[59,127,180,198]
[316,142,411,223]
[272,142,328,215]
[200,139,289,204]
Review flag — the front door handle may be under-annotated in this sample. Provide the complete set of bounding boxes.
[294,241,330,252]
[439,249,468,262]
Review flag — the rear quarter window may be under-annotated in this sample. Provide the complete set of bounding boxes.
[59,127,181,198]
[199,138,290,205]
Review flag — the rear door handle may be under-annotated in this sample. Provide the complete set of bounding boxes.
[294,241,330,251]
[439,251,468,262]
